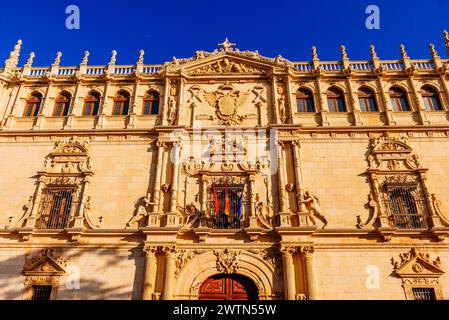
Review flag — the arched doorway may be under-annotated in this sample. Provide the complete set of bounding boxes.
[198,274,259,300]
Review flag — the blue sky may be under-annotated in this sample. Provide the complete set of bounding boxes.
[1,0,448,66]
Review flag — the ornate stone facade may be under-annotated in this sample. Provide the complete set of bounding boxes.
[0,36,449,299]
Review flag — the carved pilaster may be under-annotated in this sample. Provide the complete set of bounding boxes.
[298,246,318,300]
[281,246,296,300]
[162,246,176,300]
[142,245,159,300]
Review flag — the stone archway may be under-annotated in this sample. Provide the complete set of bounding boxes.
[174,250,282,300]
[199,274,259,300]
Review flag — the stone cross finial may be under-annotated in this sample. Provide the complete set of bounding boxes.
[399,44,408,58]
[429,43,439,59]
[4,39,22,69]
[25,52,35,67]
[218,38,236,52]
[369,45,378,59]
[137,49,145,65]
[81,51,90,65]
[53,52,62,66]
[311,46,318,60]
[109,50,117,65]
[340,45,348,60]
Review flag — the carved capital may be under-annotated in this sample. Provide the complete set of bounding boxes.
[281,246,297,257]
[298,246,314,258]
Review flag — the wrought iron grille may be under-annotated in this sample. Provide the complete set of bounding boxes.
[31,285,52,300]
[412,288,436,300]
[36,188,74,229]
[383,187,427,229]
[208,183,246,229]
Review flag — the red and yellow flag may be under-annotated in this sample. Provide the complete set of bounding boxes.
[224,176,231,215]
[212,180,220,215]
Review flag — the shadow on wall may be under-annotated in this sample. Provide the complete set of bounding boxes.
[0,245,144,300]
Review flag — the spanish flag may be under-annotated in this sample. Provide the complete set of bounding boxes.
[212,180,220,215]
[224,176,231,215]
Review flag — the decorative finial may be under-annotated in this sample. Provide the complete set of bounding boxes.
[137,49,145,64]
[444,30,449,56]
[429,43,439,59]
[4,39,22,69]
[311,46,318,60]
[218,38,236,52]
[25,52,35,67]
[369,45,378,59]
[109,50,117,65]
[81,51,90,65]
[340,45,348,60]
[53,52,62,66]
[400,44,408,58]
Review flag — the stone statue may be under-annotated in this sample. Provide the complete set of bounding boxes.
[299,191,328,228]
[183,203,202,228]
[126,196,150,229]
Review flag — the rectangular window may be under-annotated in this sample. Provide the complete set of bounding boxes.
[385,187,427,229]
[210,183,245,229]
[31,285,52,300]
[37,188,74,229]
[412,288,436,300]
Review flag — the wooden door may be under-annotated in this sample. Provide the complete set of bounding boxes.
[198,274,258,300]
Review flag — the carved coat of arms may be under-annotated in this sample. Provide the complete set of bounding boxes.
[203,84,250,126]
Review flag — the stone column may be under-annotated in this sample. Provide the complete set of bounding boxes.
[168,142,182,226]
[34,82,53,129]
[277,141,288,215]
[291,140,304,212]
[299,246,318,300]
[248,174,257,227]
[271,76,280,124]
[162,246,176,300]
[96,79,112,128]
[152,141,165,214]
[142,245,158,300]
[25,177,45,228]
[3,83,23,129]
[281,246,296,300]
[64,80,81,129]
[74,177,91,228]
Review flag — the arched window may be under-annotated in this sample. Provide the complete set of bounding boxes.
[358,87,378,112]
[82,91,101,116]
[113,90,130,116]
[143,91,160,115]
[327,87,346,112]
[296,89,315,112]
[389,87,410,112]
[421,86,442,111]
[23,92,43,117]
[53,92,72,117]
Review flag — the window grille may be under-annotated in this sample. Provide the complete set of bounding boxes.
[383,187,427,229]
[412,288,436,300]
[31,285,52,300]
[208,183,246,229]
[36,188,74,229]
